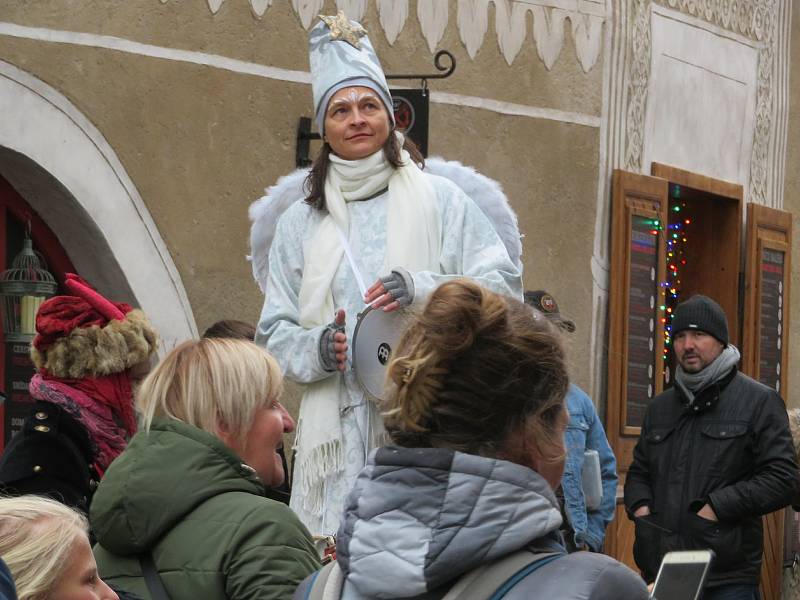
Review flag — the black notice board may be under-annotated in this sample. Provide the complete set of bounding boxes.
[626,215,659,429]
[4,340,35,445]
[758,247,784,392]
[390,89,429,157]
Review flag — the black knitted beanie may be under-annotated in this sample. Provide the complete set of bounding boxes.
[671,295,729,345]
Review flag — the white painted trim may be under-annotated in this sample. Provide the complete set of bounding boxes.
[768,0,791,211]
[430,91,602,127]
[587,0,618,404]
[0,59,198,347]
[650,3,761,49]
[0,22,312,85]
[0,22,601,128]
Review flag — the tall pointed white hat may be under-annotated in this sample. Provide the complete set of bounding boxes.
[309,11,395,134]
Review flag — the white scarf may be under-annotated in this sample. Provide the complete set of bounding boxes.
[293,132,441,518]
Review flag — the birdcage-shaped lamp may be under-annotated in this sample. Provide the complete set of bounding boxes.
[0,237,58,342]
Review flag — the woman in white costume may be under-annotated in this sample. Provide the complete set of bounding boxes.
[255,11,523,535]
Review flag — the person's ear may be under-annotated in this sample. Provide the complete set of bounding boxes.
[215,418,235,448]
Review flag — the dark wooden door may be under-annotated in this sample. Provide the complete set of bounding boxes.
[605,169,669,569]
[741,203,793,600]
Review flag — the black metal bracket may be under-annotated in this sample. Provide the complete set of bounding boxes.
[385,50,457,92]
[295,50,457,168]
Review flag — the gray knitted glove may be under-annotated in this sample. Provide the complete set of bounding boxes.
[319,319,346,372]
[379,267,415,309]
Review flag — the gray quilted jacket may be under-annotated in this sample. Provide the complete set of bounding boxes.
[296,446,648,600]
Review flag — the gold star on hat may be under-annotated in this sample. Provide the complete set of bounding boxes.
[319,11,367,49]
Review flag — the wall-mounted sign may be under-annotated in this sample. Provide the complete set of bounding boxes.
[626,215,658,429]
[391,89,429,157]
[758,247,785,392]
[4,341,34,444]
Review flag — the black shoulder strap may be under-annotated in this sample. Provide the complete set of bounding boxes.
[139,552,170,600]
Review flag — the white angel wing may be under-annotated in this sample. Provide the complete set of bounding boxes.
[424,157,522,271]
[248,168,309,293]
[248,158,522,292]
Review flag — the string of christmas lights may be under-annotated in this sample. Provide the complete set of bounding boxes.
[661,196,690,360]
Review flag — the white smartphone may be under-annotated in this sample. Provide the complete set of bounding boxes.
[581,449,603,511]
[650,550,714,600]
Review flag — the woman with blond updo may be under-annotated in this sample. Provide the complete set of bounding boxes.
[296,280,648,600]
[0,495,118,600]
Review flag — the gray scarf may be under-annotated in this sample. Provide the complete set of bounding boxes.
[674,344,741,404]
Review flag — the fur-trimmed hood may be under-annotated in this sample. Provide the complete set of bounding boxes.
[31,309,158,379]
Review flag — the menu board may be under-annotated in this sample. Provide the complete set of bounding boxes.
[4,340,35,445]
[626,215,658,428]
[758,248,784,392]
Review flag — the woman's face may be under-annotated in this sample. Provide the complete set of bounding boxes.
[324,86,391,160]
[50,535,118,600]
[226,400,295,488]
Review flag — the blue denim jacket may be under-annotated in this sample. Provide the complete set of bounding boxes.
[561,384,618,551]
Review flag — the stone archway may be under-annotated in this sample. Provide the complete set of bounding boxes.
[0,60,197,347]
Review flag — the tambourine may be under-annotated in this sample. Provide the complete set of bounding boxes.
[351,305,408,401]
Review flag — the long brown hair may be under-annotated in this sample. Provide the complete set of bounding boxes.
[383,279,568,460]
[304,132,425,211]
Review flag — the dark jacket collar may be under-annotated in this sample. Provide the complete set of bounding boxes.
[675,366,739,414]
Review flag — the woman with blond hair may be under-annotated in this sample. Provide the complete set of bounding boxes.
[91,338,319,599]
[0,495,118,600]
[298,280,648,600]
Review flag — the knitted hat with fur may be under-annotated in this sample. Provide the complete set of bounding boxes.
[31,274,159,379]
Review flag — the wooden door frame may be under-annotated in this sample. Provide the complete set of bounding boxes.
[650,163,743,346]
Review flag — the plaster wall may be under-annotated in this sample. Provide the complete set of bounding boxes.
[0,0,604,408]
[784,2,800,416]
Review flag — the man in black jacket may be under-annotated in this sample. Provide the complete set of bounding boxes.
[624,295,799,600]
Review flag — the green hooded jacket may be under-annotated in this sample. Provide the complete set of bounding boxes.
[91,419,320,599]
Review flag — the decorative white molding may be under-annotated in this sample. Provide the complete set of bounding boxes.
[377,0,408,43]
[0,60,198,348]
[294,0,326,28]
[572,12,605,73]
[623,0,650,171]
[0,22,601,127]
[532,6,568,69]
[251,0,273,17]
[155,0,608,72]
[337,0,369,20]
[417,0,450,53]
[437,0,607,70]
[654,0,773,41]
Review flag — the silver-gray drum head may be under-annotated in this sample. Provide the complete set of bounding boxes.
[352,306,406,400]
